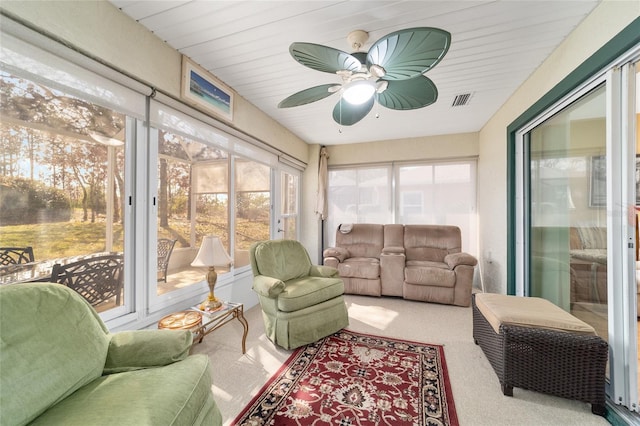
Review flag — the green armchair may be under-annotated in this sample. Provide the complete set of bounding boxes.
[0,283,222,426]
[250,239,349,350]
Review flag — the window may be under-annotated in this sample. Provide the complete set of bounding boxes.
[156,131,230,296]
[0,21,299,330]
[326,161,477,254]
[234,157,270,268]
[148,99,281,309]
[279,170,299,240]
[396,161,477,253]
[401,191,423,217]
[0,66,139,318]
[326,166,392,247]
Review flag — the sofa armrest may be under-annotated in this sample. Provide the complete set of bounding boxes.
[445,252,478,269]
[322,247,349,262]
[382,246,405,255]
[104,329,192,374]
[252,275,286,298]
[309,264,339,278]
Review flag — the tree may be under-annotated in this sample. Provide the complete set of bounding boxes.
[1,71,126,225]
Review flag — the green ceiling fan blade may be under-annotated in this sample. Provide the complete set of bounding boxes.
[290,42,362,74]
[366,27,450,81]
[332,97,375,126]
[278,84,341,108]
[376,75,438,110]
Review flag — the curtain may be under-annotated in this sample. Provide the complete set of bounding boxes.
[315,146,329,220]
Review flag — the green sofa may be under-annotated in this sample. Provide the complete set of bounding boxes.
[250,239,349,350]
[0,283,222,426]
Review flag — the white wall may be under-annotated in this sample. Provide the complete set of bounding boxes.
[326,132,479,165]
[477,0,639,294]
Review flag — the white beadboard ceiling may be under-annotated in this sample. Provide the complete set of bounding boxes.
[109,0,600,145]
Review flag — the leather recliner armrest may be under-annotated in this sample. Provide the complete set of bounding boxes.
[322,246,349,262]
[445,252,478,269]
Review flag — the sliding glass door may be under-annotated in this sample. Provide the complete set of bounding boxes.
[529,84,607,326]
[515,56,639,417]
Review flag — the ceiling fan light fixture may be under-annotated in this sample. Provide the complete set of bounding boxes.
[342,80,376,105]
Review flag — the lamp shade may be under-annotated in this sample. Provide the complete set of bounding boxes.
[191,236,232,267]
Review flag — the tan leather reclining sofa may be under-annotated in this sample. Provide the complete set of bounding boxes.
[323,223,477,307]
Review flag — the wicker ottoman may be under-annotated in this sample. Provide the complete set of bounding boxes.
[472,293,608,415]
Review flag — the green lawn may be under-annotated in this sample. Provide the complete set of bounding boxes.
[0,220,123,260]
[2,215,268,262]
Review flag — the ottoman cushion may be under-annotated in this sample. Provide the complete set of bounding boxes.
[475,293,596,335]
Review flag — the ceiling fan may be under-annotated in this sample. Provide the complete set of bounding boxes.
[278,27,451,126]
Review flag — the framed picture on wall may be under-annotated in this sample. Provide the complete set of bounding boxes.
[181,56,233,121]
[589,155,606,207]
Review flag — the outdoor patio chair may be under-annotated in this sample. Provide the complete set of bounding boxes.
[0,246,34,265]
[157,238,177,282]
[51,254,124,308]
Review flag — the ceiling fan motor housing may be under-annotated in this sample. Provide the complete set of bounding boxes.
[347,30,369,51]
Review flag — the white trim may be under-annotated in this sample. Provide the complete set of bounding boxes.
[607,66,628,407]
[279,154,306,171]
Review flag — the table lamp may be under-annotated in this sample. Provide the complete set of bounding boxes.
[191,235,232,311]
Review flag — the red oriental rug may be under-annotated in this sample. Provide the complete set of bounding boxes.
[232,330,459,426]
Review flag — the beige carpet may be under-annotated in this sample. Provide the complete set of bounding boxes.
[192,294,609,426]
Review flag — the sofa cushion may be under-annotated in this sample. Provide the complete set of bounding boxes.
[404,225,462,262]
[0,283,110,426]
[406,259,449,269]
[335,224,384,258]
[253,240,312,282]
[405,246,450,263]
[28,355,216,426]
[278,276,345,312]
[338,257,380,279]
[404,263,456,287]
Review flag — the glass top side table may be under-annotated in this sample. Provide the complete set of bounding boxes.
[192,302,249,353]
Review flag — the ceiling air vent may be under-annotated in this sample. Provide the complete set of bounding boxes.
[451,93,472,107]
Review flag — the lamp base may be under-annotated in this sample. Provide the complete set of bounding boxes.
[201,296,222,312]
[200,266,222,312]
